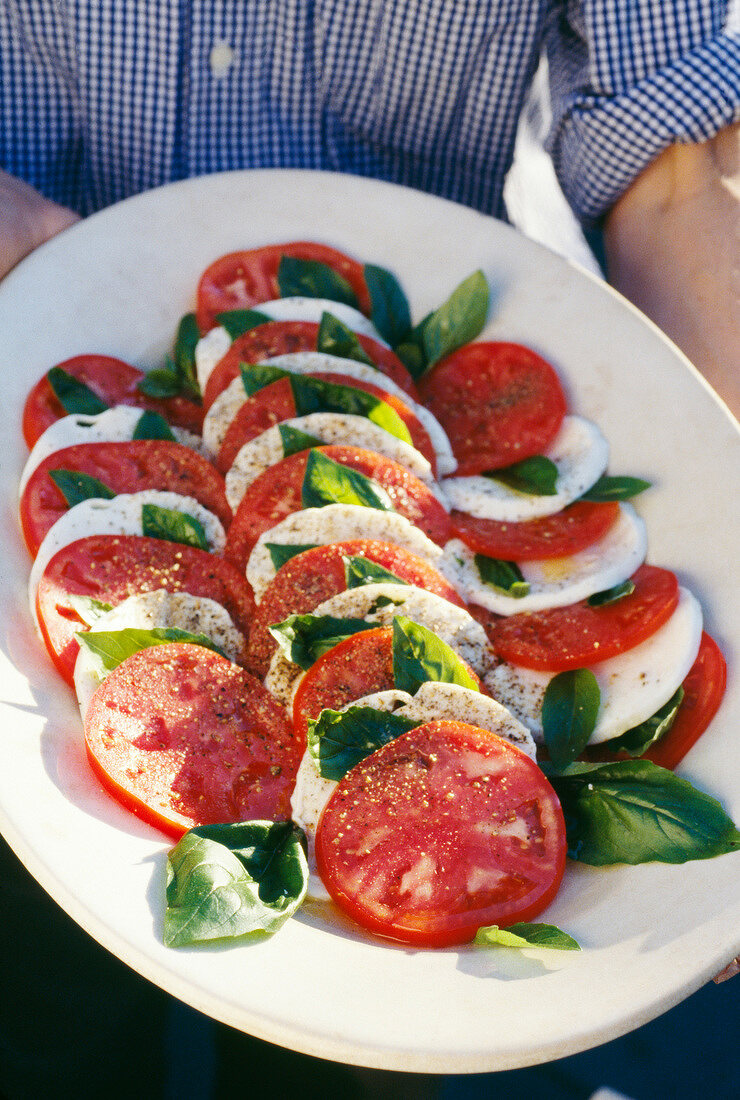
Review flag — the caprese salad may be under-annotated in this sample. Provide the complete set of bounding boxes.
[18,239,737,952]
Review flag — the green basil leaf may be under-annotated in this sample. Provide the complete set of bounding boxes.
[290,374,412,444]
[394,323,430,380]
[301,450,390,512]
[137,366,181,399]
[489,455,559,496]
[307,706,419,781]
[47,367,109,416]
[265,542,320,571]
[363,264,412,347]
[474,555,530,598]
[277,256,359,309]
[277,423,324,458]
[316,312,374,366]
[77,626,228,672]
[132,409,177,441]
[392,615,479,695]
[268,613,375,670]
[545,759,740,865]
[164,821,308,947]
[67,595,113,626]
[421,269,490,370]
[173,312,202,399]
[581,475,651,502]
[474,923,581,951]
[215,308,271,339]
[542,669,600,768]
[49,469,115,507]
[141,503,209,550]
[600,688,684,758]
[587,579,636,607]
[239,361,289,397]
[343,555,408,590]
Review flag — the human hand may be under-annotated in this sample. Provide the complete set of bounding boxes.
[604,123,739,419]
[0,170,80,281]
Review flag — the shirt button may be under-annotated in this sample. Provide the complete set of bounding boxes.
[209,41,235,77]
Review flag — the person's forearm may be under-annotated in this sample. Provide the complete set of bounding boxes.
[0,169,80,280]
[604,123,739,419]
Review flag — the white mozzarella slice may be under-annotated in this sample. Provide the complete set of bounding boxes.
[441,416,609,521]
[264,582,494,708]
[442,503,647,615]
[195,326,232,393]
[484,587,703,745]
[223,412,435,510]
[246,503,445,602]
[201,351,456,475]
[73,591,245,720]
[395,682,537,759]
[29,490,227,623]
[256,298,388,343]
[20,406,201,494]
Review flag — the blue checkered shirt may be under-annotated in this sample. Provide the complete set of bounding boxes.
[1,1,738,221]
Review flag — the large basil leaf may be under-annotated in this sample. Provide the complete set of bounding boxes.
[474,923,581,951]
[392,616,479,695]
[307,705,419,781]
[164,821,308,947]
[542,669,601,768]
[132,410,177,441]
[599,688,684,758]
[277,256,359,309]
[215,308,271,339]
[396,270,489,377]
[141,503,210,550]
[363,264,412,347]
[301,450,391,512]
[77,626,228,671]
[488,455,559,496]
[268,613,376,669]
[49,469,115,508]
[581,475,651,502]
[316,312,374,366]
[475,555,530,598]
[277,423,324,458]
[545,760,740,865]
[265,542,320,571]
[290,374,411,444]
[343,555,408,589]
[239,361,290,397]
[47,367,109,416]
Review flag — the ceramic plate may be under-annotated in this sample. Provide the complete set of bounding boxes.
[0,170,738,1073]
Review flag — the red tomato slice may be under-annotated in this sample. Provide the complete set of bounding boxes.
[246,539,467,678]
[84,643,301,837]
[450,501,620,561]
[22,355,203,447]
[36,535,255,684]
[417,342,567,475]
[292,627,484,745]
[202,320,417,411]
[20,440,232,556]
[315,719,567,947]
[224,445,451,571]
[490,565,680,671]
[216,372,436,475]
[196,242,372,332]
